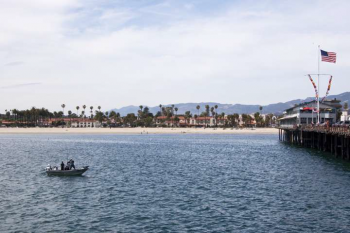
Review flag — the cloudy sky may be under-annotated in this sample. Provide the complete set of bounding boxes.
[1,0,349,112]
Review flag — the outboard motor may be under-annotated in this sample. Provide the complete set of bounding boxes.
[46,164,52,171]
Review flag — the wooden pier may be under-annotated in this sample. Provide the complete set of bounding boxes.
[279,126,350,159]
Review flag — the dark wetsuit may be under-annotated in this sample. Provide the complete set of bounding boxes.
[71,160,75,169]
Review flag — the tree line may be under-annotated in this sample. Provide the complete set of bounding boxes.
[0,104,276,128]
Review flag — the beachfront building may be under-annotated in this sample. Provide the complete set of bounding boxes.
[41,118,71,127]
[340,110,350,121]
[155,116,187,127]
[189,117,216,127]
[216,116,226,126]
[70,119,102,128]
[0,120,12,127]
[279,99,341,128]
[156,116,223,127]
[236,115,256,127]
[42,118,102,128]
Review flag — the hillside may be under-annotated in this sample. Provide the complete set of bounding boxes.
[110,92,350,116]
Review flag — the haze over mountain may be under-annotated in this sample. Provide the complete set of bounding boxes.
[110,92,350,116]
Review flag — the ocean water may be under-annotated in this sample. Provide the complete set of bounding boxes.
[1,134,350,232]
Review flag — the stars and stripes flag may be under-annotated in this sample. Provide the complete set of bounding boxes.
[321,50,336,63]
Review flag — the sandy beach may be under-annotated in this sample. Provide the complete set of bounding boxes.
[0,127,278,135]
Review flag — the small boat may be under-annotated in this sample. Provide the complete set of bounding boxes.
[46,166,89,176]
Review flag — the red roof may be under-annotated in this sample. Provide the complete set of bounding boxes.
[195,117,213,120]
[156,116,185,120]
[46,118,96,123]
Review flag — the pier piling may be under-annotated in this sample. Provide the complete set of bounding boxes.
[279,126,350,160]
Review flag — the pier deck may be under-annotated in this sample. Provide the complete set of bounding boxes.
[279,126,350,159]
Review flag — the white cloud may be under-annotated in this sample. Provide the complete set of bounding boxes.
[0,0,349,112]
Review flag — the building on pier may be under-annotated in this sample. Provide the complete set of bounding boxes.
[279,99,341,128]
[341,110,350,121]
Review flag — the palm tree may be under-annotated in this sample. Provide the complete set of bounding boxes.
[248,115,253,127]
[185,111,192,126]
[116,112,121,125]
[259,106,263,114]
[194,114,198,127]
[82,105,86,125]
[68,110,72,127]
[98,106,101,112]
[76,106,80,117]
[214,105,218,127]
[171,104,175,115]
[196,105,200,126]
[174,107,178,127]
[241,114,247,127]
[233,113,240,127]
[139,105,143,121]
[61,104,65,116]
[12,109,18,121]
[210,107,215,127]
[159,104,162,116]
[90,106,93,119]
[205,105,210,127]
[221,112,225,127]
[82,105,86,117]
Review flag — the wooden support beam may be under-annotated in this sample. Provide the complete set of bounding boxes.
[331,135,333,154]
[335,135,338,157]
[279,129,281,141]
[277,127,350,161]
[341,136,344,159]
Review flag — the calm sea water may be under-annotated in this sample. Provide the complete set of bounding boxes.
[1,134,350,232]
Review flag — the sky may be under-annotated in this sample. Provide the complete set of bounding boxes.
[1,0,350,112]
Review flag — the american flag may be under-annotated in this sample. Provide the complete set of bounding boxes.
[321,50,336,63]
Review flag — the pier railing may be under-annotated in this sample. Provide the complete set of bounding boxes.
[279,125,350,135]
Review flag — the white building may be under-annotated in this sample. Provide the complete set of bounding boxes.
[71,119,102,128]
[340,110,350,121]
[279,99,341,128]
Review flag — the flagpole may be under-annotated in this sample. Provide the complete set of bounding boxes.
[317,45,320,124]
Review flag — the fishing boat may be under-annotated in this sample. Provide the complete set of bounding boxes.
[46,166,89,176]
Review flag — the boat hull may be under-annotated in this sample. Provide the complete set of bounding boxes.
[46,167,89,176]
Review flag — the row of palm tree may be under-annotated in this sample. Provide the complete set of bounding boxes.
[1,104,273,127]
[3,108,61,126]
[70,105,102,119]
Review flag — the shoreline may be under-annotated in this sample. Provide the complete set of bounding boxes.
[0,127,278,135]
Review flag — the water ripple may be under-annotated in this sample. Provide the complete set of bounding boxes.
[1,134,350,232]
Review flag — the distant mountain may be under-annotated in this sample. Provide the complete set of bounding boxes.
[110,92,350,116]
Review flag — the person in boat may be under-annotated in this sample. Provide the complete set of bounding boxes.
[70,159,75,170]
[67,160,71,170]
[61,161,65,170]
